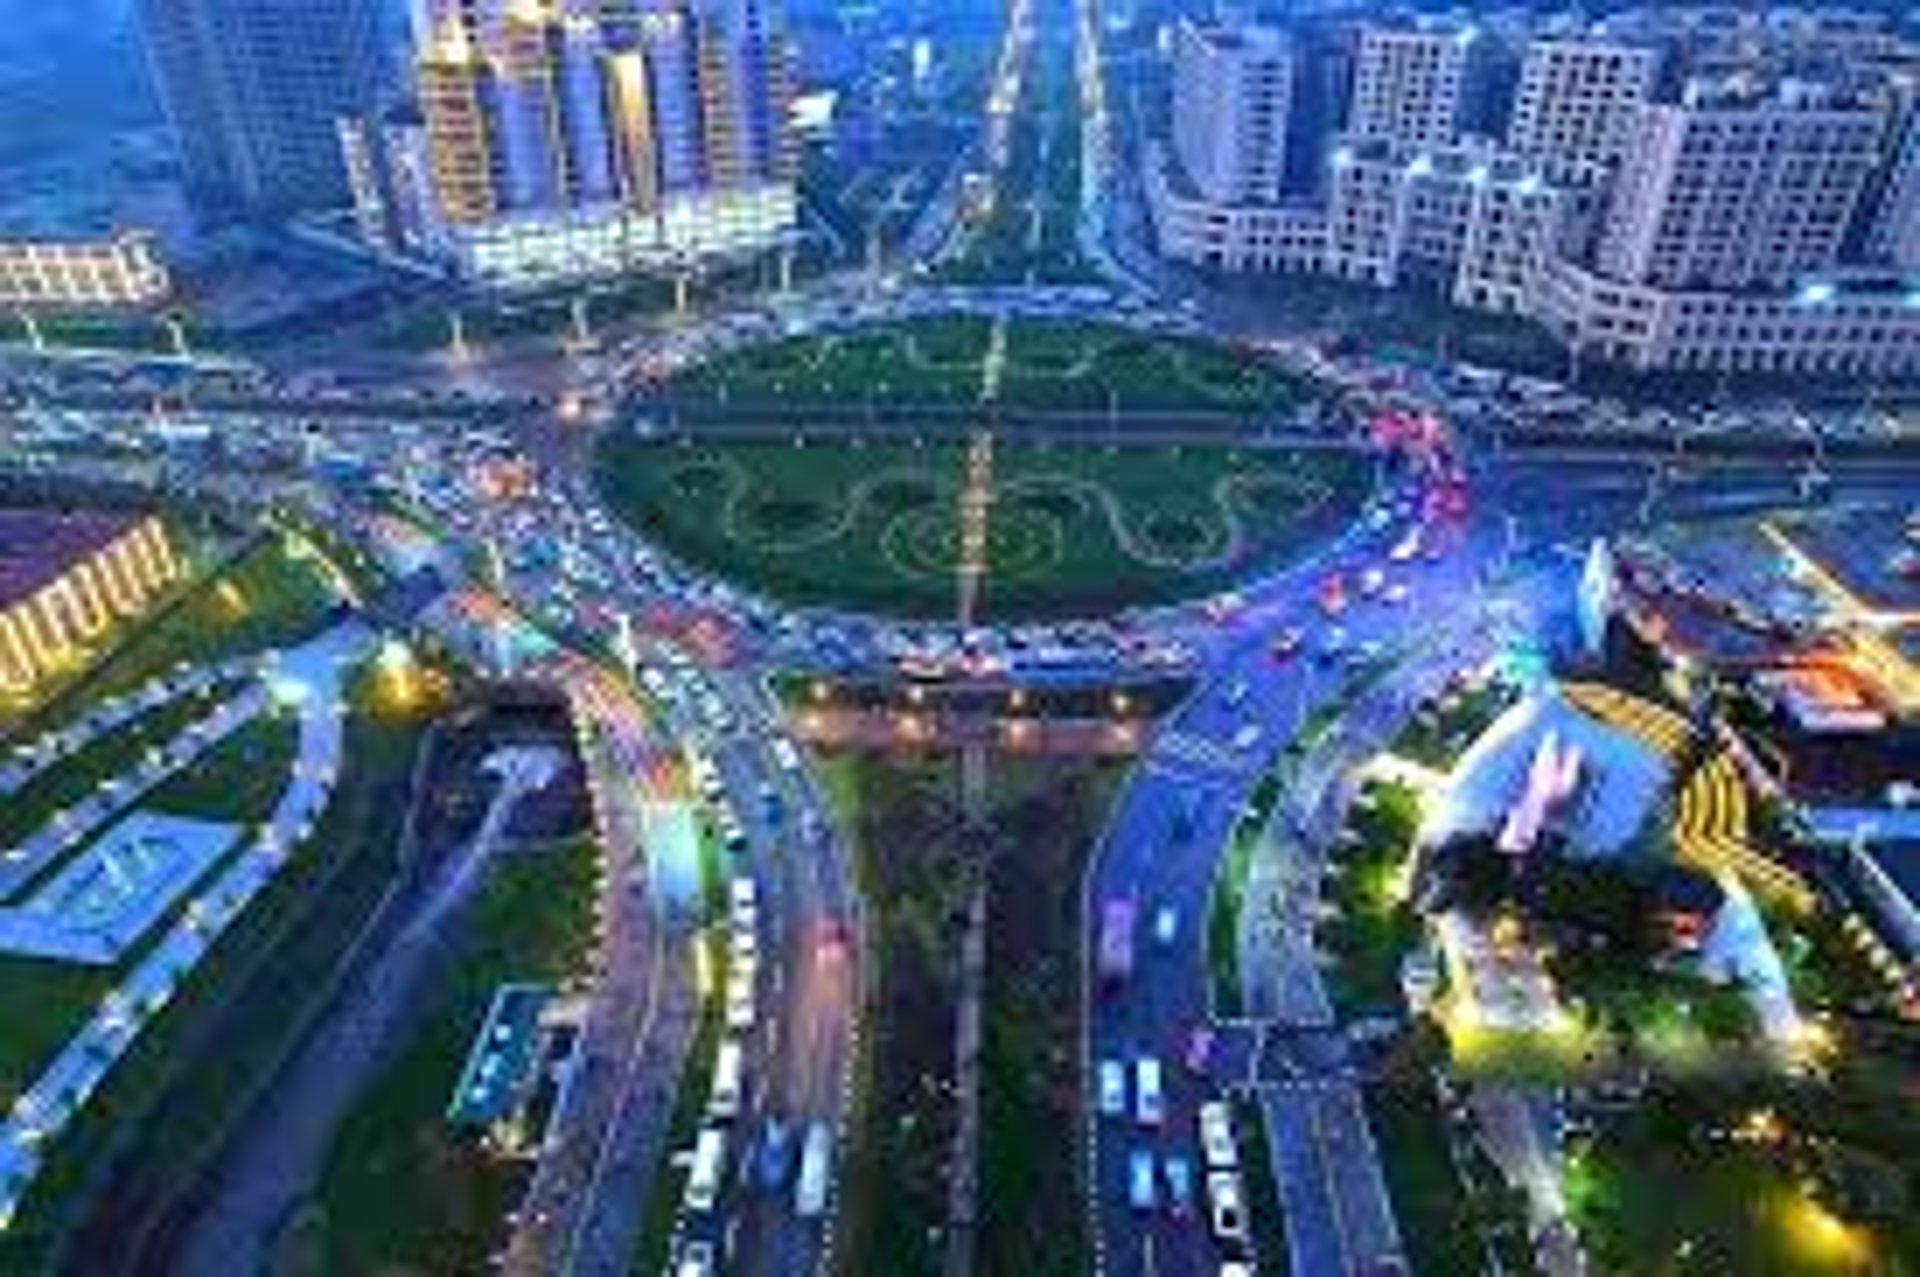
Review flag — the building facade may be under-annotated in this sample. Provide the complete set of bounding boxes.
[384,0,797,288]
[1864,103,1920,269]
[0,233,172,310]
[135,0,388,221]
[1149,11,1920,378]
[1506,37,1661,179]
[1347,24,1472,150]
[1172,21,1294,206]
[1597,77,1888,291]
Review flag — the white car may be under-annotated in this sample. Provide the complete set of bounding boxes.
[725,964,757,1031]
[1151,906,1179,950]
[1198,1102,1238,1170]
[1207,1171,1249,1242]
[729,877,759,931]
[1097,1059,1127,1118]
[1134,1058,1165,1128]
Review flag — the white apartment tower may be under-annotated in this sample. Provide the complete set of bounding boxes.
[1598,77,1888,291]
[1347,24,1472,150]
[1172,21,1294,205]
[1507,38,1661,180]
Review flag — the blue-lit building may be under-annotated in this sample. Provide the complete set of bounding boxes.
[135,0,389,222]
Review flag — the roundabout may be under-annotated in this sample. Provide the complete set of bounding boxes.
[594,435,1370,620]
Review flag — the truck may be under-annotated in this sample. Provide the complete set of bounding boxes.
[1098,898,1139,985]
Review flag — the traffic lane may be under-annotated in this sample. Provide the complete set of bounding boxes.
[1089,585,1481,1273]
[709,709,854,1274]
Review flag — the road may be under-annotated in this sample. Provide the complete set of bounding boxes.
[506,662,702,1276]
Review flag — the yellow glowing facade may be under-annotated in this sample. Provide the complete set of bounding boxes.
[607,48,663,213]
[419,45,499,225]
[0,517,180,699]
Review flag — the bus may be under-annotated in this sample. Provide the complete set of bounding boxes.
[795,1121,834,1219]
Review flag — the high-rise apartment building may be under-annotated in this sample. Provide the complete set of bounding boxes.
[1597,76,1888,291]
[395,0,797,287]
[1864,104,1920,269]
[1150,11,1918,377]
[136,0,387,221]
[1507,38,1661,180]
[1347,24,1473,150]
[1172,21,1294,206]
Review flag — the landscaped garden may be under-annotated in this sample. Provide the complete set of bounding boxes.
[664,317,1316,417]
[307,834,597,1275]
[596,433,1368,619]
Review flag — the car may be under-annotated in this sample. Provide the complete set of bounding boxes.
[1182,1027,1215,1076]
[1230,723,1262,753]
[1224,678,1249,709]
[674,1239,717,1277]
[1383,582,1411,606]
[1097,1059,1127,1118]
[795,1121,835,1218]
[1127,1149,1158,1212]
[1151,905,1179,950]
[1134,1057,1165,1127]
[1164,1155,1196,1218]
[1203,593,1245,624]
[756,1117,795,1189]
[725,966,756,1031]
[1359,567,1387,598]
[1271,627,1305,661]
[729,877,758,931]
[1198,1102,1238,1170]
[1207,1171,1249,1242]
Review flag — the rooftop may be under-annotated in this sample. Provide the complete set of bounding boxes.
[0,508,145,612]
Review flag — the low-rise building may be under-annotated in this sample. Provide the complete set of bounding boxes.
[0,232,172,311]
[0,510,181,699]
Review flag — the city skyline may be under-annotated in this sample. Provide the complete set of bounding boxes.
[0,3,1913,1277]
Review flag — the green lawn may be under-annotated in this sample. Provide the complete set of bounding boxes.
[1366,1046,1536,1277]
[1567,1083,1913,1276]
[1207,772,1286,1016]
[0,685,225,851]
[0,960,113,1116]
[144,711,301,825]
[311,835,598,1275]
[596,435,1366,620]
[815,754,969,1277]
[0,664,436,1271]
[667,317,1313,417]
[1234,1097,1291,1277]
[977,760,1127,1277]
[1323,780,1423,1016]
